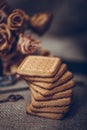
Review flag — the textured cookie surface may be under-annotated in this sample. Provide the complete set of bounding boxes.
[24,63,67,82]
[30,80,75,96]
[30,87,72,101]
[28,104,69,113]
[31,96,71,108]
[17,56,62,77]
[30,70,73,89]
[26,106,64,119]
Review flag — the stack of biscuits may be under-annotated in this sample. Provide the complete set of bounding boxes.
[17,56,75,120]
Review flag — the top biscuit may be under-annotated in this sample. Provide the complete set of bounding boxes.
[17,56,62,77]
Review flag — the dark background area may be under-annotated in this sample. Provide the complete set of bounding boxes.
[7,0,87,75]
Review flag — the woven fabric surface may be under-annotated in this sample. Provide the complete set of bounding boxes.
[0,75,87,130]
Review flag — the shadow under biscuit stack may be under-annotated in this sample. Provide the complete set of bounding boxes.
[17,56,75,120]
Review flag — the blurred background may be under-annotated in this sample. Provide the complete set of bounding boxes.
[7,0,87,75]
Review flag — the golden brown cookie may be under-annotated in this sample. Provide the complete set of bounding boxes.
[17,56,62,77]
[26,106,64,120]
[31,95,71,108]
[24,63,67,83]
[30,80,75,96]
[30,71,73,89]
[30,87,72,101]
[28,104,69,114]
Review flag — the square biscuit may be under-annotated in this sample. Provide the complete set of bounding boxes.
[30,87,73,101]
[24,63,67,82]
[26,107,64,120]
[28,104,69,114]
[17,56,62,77]
[30,71,73,90]
[30,80,75,97]
[31,95,71,108]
